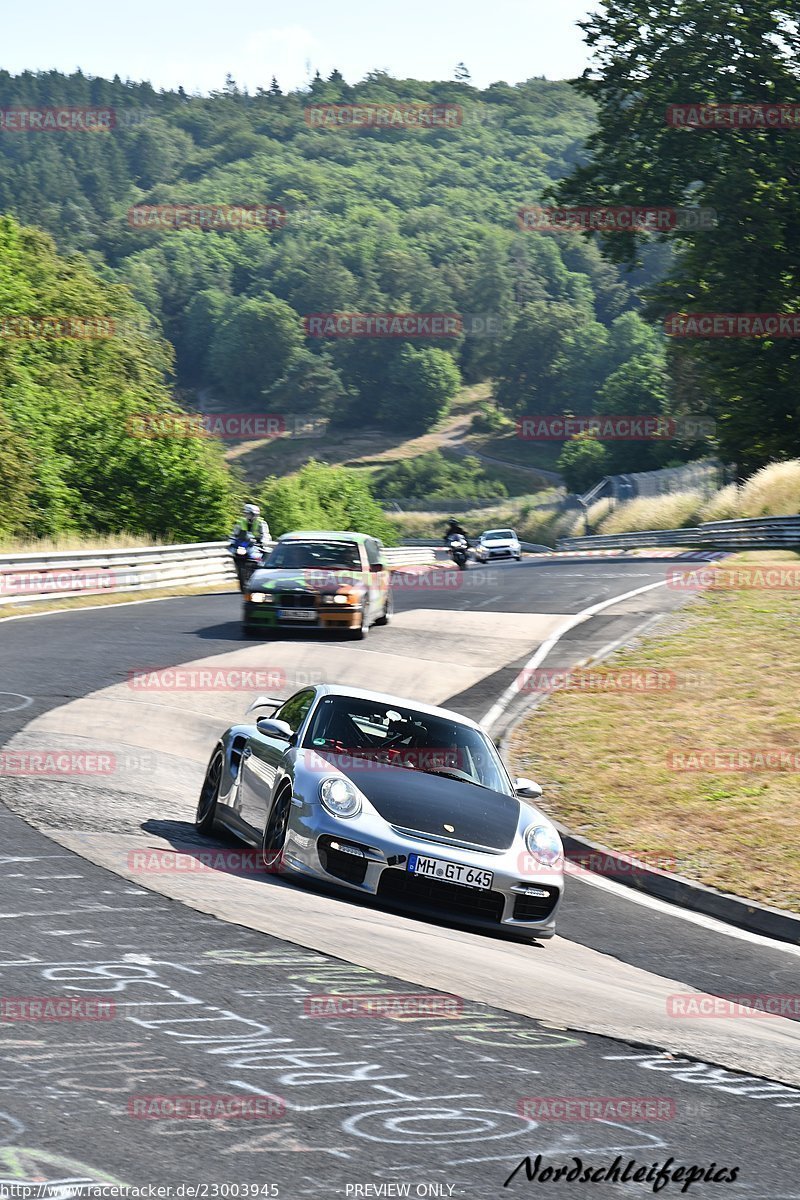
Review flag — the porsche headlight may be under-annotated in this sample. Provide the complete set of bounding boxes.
[319,777,362,818]
[525,824,563,867]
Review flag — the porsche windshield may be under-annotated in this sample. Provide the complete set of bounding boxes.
[304,695,512,794]
[265,541,362,571]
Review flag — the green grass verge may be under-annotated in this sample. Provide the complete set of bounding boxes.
[509,551,800,912]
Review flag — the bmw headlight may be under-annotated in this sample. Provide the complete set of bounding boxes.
[246,592,273,604]
[319,777,362,818]
[525,824,563,867]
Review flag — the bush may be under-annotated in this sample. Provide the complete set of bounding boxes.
[259,460,397,544]
[374,450,507,503]
[470,402,510,435]
[557,433,610,494]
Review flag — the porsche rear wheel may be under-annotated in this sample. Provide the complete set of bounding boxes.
[196,749,223,834]
[262,786,292,873]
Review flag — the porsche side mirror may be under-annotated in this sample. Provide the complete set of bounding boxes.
[257,717,294,741]
[514,777,543,799]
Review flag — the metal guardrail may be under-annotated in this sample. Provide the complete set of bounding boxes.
[0,542,438,608]
[558,515,800,552]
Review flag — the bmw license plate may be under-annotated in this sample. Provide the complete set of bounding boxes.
[278,609,316,621]
[407,854,493,890]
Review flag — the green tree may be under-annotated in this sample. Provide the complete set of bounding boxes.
[555,0,800,469]
[208,294,303,404]
[384,346,461,433]
[0,403,34,536]
[0,215,236,540]
[260,460,396,542]
[557,433,609,493]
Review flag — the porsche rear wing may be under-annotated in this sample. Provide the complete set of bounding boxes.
[246,695,284,715]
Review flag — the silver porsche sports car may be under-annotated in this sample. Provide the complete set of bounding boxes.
[195,684,564,941]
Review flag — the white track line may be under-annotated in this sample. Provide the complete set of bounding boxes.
[569,866,800,956]
[481,577,670,728]
[0,591,233,625]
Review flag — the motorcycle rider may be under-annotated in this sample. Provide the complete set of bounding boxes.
[232,503,270,548]
[443,516,469,545]
[229,503,270,588]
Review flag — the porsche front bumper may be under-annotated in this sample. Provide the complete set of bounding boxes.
[280,804,563,940]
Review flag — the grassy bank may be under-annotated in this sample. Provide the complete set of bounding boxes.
[509,551,800,912]
[582,460,800,537]
[387,492,573,545]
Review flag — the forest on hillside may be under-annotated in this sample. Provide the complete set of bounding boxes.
[0,69,685,450]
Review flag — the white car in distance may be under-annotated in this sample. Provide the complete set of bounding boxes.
[475,528,522,562]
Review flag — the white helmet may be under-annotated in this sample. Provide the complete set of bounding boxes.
[243,503,260,520]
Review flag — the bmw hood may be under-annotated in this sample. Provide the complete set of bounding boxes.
[342,762,521,851]
[248,568,366,594]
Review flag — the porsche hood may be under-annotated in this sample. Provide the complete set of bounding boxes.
[336,760,521,851]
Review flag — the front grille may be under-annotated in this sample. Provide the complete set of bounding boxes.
[512,886,559,921]
[278,592,316,609]
[317,836,369,885]
[378,868,504,923]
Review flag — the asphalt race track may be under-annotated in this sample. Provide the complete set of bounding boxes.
[0,556,798,1198]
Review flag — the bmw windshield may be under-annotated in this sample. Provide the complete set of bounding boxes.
[264,541,362,571]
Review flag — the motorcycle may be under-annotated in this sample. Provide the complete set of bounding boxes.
[447,533,470,570]
[228,533,264,590]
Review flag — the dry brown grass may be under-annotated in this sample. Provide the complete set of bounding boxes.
[597,490,705,535]
[0,533,167,555]
[736,460,800,517]
[509,551,800,911]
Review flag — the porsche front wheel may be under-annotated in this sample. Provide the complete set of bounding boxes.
[196,749,223,834]
[262,786,292,872]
